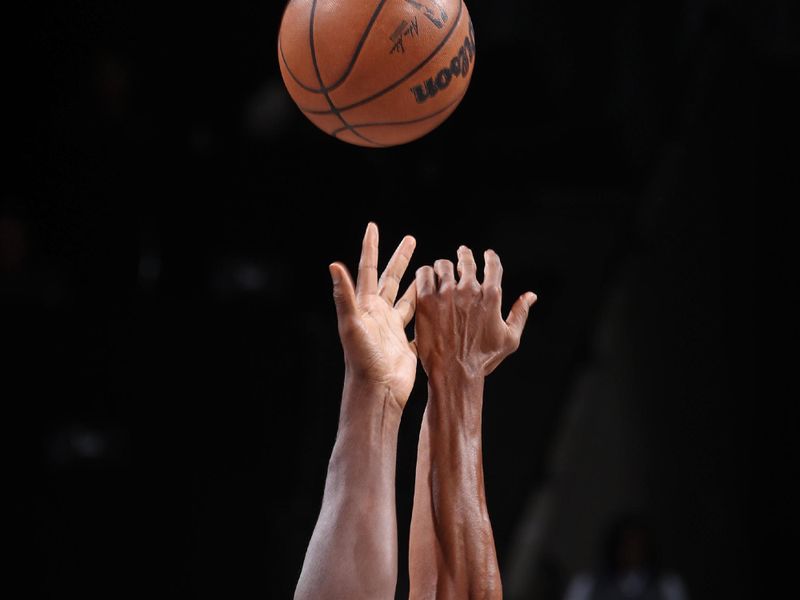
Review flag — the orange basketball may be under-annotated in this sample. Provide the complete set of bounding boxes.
[278,0,475,147]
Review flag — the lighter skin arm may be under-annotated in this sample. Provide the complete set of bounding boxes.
[409,246,537,600]
[294,223,418,600]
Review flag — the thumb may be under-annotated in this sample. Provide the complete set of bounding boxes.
[329,262,357,320]
[506,292,537,342]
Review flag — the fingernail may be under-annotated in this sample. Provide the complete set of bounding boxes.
[329,264,340,283]
[528,292,538,303]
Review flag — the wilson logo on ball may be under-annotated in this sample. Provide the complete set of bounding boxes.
[410,21,475,104]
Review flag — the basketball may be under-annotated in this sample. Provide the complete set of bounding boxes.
[278,0,475,147]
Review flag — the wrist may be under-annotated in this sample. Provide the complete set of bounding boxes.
[330,373,402,482]
[339,371,404,431]
[427,363,486,391]
[426,367,485,433]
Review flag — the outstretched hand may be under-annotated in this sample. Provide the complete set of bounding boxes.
[329,222,418,408]
[415,245,537,378]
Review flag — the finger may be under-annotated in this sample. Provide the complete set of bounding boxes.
[395,280,417,327]
[379,235,416,305]
[456,245,477,285]
[356,222,379,297]
[506,292,538,341]
[415,266,435,298]
[329,262,357,320]
[433,259,455,292]
[483,249,503,288]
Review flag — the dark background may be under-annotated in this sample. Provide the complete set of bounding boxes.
[4,0,773,598]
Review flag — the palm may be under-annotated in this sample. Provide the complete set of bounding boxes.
[343,295,417,400]
[330,223,418,408]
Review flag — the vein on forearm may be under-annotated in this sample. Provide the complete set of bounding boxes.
[410,373,501,600]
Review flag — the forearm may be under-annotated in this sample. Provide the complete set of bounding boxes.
[409,371,502,600]
[295,374,402,600]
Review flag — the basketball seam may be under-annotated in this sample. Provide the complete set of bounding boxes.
[308,0,384,146]
[303,0,466,116]
[279,0,389,95]
[327,87,467,135]
[325,0,389,92]
[279,36,322,93]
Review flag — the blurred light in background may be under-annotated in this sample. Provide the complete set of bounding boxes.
[243,79,295,140]
[46,424,123,467]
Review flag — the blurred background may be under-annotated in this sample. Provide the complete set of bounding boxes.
[4,0,771,598]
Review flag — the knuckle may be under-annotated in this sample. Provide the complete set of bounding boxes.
[434,259,453,271]
[417,294,433,308]
[455,283,480,302]
[485,284,502,300]
[333,295,348,308]
[380,272,402,285]
[396,297,413,309]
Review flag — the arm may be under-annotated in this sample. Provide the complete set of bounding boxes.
[295,223,417,600]
[409,246,537,600]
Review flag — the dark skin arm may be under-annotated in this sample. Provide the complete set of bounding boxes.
[409,246,537,600]
[294,223,418,600]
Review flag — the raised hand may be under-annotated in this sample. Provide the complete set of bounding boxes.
[414,245,537,378]
[296,223,418,600]
[409,245,537,600]
[329,222,418,406]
